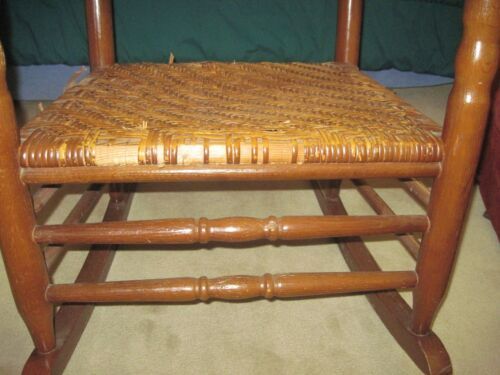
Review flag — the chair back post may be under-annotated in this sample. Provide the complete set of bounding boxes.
[412,0,500,334]
[335,0,363,65]
[0,43,56,353]
[85,0,115,70]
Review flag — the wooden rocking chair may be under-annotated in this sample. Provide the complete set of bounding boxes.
[0,0,498,373]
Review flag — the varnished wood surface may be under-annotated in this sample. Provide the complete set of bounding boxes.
[24,187,134,375]
[352,179,420,259]
[21,163,441,184]
[399,178,431,207]
[44,185,104,274]
[313,181,452,374]
[335,0,363,65]
[46,271,417,304]
[85,0,115,70]
[34,215,428,245]
[32,185,62,215]
[0,1,496,374]
[412,0,500,334]
[0,43,55,353]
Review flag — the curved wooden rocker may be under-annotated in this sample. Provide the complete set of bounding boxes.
[0,0,498,374]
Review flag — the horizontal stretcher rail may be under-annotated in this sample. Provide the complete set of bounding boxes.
[352,179,421,259]
[32,185,62,215]
[45,271,418,303]
[399,178,431,207]
[34,215,429,245]
[44,184,104,274]
[21,163,441,184]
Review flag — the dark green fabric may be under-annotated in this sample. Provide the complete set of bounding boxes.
[0,0,463,76]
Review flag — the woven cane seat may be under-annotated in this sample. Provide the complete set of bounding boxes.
[20,62,442,168]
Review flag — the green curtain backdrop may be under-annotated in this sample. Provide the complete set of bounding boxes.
[0,0,463,76]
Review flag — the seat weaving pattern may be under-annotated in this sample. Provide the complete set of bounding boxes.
[20,62,442,168]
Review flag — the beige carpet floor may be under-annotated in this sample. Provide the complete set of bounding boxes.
[1,85,499,374]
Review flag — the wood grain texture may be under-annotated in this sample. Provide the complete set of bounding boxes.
[0,42,55,353]
[21,163,440,184]
[34,215,429,245]
[313,181,452,375]
[85,0,115,70]
[336,0,363,65]
[412,0,500,334]
[46,271,417,304]
[23,187,134,375]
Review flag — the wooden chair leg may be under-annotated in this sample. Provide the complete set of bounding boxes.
[23,184,135,375]
[0,45,55,354]
[411,1,499,335]
[313,181,452,374]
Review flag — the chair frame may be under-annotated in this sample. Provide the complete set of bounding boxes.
[0,0,498,373]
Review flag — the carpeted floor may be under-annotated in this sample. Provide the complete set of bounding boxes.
[1,85,499,374]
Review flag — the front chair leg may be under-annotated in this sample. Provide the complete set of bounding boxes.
[411,0,499,335]
[0,44,55,354]
[23,183,135,375]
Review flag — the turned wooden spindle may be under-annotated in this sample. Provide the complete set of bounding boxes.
[46,271,418,304]
[34,215,429,245]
